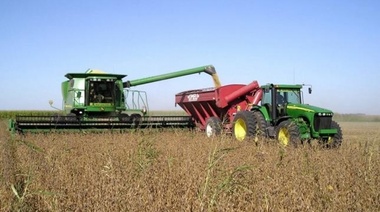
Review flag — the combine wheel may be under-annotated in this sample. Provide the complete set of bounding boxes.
[66,113,78,122]
[320,120,343,148]
[276,120,301,147]
[52,113,64,123]
[232,111,256,141]
[119,113,130,122]
[205,117,222,137]
[130,114,142,128]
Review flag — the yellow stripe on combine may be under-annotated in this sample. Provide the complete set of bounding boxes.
[287,105,314,112]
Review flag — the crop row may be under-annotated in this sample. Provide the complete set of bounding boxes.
[0,111,59,119]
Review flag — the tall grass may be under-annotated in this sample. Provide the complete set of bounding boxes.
[0,122,379,211]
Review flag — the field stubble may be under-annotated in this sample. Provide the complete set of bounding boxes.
[0,122,379,211]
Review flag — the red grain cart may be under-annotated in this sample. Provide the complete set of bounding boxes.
[175,81,263,136]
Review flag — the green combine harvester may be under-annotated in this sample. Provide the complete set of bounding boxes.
[9,65,221,133]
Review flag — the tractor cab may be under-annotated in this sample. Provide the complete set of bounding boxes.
[261,84,304,123]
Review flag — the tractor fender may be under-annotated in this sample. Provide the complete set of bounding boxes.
[275,116,292,126]
[250,106,270,121]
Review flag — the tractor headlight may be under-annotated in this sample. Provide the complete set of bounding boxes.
[317,112,333,117]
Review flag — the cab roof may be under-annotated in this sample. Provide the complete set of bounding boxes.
[261,84,303,89]
[65,73,127,80]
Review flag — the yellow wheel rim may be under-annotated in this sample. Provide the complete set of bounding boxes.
[234,118,247,141]
[278,127,289,146]
[326,136,333,145]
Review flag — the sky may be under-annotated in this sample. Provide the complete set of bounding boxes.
[0,0,379,115]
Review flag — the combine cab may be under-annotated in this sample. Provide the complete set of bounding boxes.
[9,65,220,133]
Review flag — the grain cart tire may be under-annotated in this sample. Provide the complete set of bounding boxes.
[252,111,268,141]
[321,120,343,148]
[276,120,301,147]
[205,117,222,137]
[233,111,256,141]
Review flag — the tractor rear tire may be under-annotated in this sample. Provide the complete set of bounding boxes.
[233,111,256,141]
[205,117,222,137]
[252,111,268,140]
[321,120,343,148]
[276,120,301,147]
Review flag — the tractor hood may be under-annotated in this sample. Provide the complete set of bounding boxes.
[286,103,334,117]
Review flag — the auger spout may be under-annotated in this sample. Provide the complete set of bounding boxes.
[123,65,221,88]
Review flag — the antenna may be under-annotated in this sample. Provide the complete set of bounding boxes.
[293,68,295,84]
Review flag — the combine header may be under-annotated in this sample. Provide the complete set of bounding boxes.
[9,65,220,133]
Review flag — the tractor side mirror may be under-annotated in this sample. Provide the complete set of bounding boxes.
[77,91,82,98]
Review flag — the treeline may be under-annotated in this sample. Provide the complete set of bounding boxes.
[334,113,380,122]
[0,111,58,119]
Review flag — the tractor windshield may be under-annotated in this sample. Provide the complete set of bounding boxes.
[278,89,301,104]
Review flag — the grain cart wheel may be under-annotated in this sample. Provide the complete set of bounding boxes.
[321,120,343,148]
[276,120,301,147]
[205,117,222,137]
[233,111,256,141]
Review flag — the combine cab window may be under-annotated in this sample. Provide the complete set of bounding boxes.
[88,81,115,105]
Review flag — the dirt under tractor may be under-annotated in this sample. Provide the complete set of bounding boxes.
[175,82,343,148]
[9,65,220,133]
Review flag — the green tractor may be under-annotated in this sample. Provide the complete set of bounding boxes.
[232,84,343,148]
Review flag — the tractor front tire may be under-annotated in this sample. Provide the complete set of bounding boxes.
[276,120,301,147]
[205,117,222,137]
[321,120,343,148]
